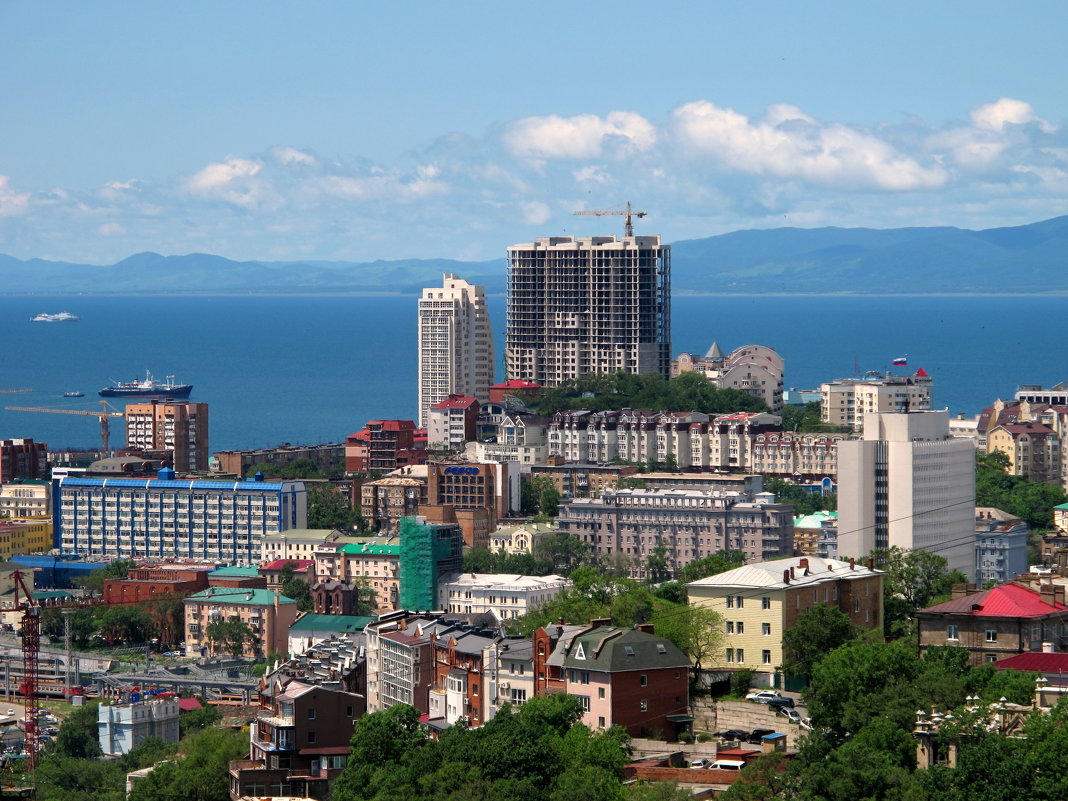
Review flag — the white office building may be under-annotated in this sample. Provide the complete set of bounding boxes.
[98,696,179,755]
[418,274,494,428]
[838,410,976,578]
[441,573,570,620]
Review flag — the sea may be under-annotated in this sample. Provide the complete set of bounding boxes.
[1,293,1066,453]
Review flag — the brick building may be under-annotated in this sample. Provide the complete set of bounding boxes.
[183,587,298,658]
[124,400,209,472]
[0,439,48,483]
[345,420,427,473]
[212,442,344,478]
[420,463,498,549]
[103,564,212,605]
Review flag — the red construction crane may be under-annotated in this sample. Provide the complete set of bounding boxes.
[573,201,648,237]
[11,571,40,772]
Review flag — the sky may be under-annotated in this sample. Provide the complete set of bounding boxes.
[1,2,1066,264]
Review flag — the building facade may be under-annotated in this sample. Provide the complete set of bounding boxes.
[426,394,480,452]
[183,587,297,658]
[557,488,794,579]
[975,508,1030,586]
[124,400,209,472]
[98,696,179,755]
[360,476,427,533]
[211,442,344,478]
[0,480,50,518]
[441,573,570,621]
[837,411,976,579]
[418,274,495,428]
[345,420,426,474]
[821,370,933,431]
[672,343,785,413]
[0,439,48,483]
[53,471,307,563]
[397,517,463,610]
[505,235,670,387]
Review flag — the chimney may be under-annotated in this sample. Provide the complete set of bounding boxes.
[799,557,809,571]
[783,569,790,585]
[951,583,977,599]
[849,557,855,571]
[1040,584,1057,608]
[790,567,796,580]
[590,617,611,627]
[867,557,874,572]
[636,623,654,634]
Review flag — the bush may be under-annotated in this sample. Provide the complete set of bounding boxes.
[678,732,693,744]
[697,732,712,742]
[729,669,754,696]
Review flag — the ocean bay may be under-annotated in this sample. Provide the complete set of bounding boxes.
[1,293,1065,452]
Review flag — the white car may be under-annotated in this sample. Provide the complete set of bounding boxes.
[744,690,783,703]
[778,707,802,723]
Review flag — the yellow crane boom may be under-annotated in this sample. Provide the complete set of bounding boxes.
[6,401,124,453]
[573,200,647,237]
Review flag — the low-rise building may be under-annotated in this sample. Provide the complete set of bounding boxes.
[531,461,639,499]
[687,556,884,684]
[427,395,480,452]
[975,508,1029,586]
[0,519,52,560]
[426,626,501,729]
[793,511,838,557]
[360,476,426,533]
[821,369,933,431]
[183,587,298,658]
[98,695,179,755]
[211,442,344,477]
[488,380,542,405]
[230,638,364,801]
[287,613,374,655]
[260,529,344,563]
[489,521,558,555]
[260,559,316,591]
[103,564,212,606]
[441,573,570,621]
[917,582,1068,665]
[0,480,50,518]
[346,420,427,474]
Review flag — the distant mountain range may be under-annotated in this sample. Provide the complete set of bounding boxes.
[5,215,1068,295]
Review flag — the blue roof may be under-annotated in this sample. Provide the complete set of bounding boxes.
[57,477,295,492]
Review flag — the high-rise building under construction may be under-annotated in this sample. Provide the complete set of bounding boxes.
[505,235,670,387]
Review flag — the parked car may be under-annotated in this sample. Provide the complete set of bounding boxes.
[799,717,813,730]
[766,697,795,710]
[709,759,747,771]
[744,690,784,703]
[688,758,709,769]
[778,707,802,723]
[715,728,750,741]
[748,728,776,744]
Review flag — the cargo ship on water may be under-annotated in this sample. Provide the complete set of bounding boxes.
[98,371,193,398]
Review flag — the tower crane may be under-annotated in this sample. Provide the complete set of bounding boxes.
[573,201,647,237]
[11,570,40,772]
[5,400,124,453]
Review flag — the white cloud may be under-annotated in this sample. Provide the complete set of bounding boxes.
[504,111,656,160]
[184,158,277,209]
[672,100,947,191]
[271,147,318,167]
[187,157,262,192]
[521,201,551,225]
[971,98,1055,133]
[0,175,30,216]
[573,165,611,185]
[316,167,447,202]
[98,222,126,236]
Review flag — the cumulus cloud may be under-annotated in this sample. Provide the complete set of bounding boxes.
[573,165,612,185]
[671,100,948,191]
[971,98,1056,133]
[184,157,277,209]
[504,111,656,160]
[98,222,126,236]
[521,201,551,225]
[316,165,447,202]
[0,175,30,216]
[271,147,318,167]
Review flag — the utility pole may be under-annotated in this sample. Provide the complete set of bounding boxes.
[62,609,74,697]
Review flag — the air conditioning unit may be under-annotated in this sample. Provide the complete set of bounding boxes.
[499,682,510,691]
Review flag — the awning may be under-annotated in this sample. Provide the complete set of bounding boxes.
[665,714,694,723]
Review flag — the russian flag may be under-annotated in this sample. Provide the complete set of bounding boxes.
[892,356,908,366]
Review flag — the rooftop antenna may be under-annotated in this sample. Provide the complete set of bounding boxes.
[573,201,647,237]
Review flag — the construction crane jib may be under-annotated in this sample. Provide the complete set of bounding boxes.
[573,201,648,237]
[4,401,124,453]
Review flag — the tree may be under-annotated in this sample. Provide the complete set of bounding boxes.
[650,603,723,671]
[178,702,222,738]
[764,477,837,516]
[780,401,851,434]
[871,546,961,637]
[95,604,153,645]
[280,561,314,612]
[74,558,136,595]
[307,482,355,530]
[781,603,857,677]
[52,700,102,759]
[644,544,672,584]
[128,727,247,801]
[534,532,593,576]
[206,618,255,658]
[976,450,1067,530]
[678,550,746,584]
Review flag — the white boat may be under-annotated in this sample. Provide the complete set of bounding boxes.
[31,311,79,322]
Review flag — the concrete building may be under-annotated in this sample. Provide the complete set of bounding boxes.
[397,517,463,611]
[211,442,344,478]
[489,522,558,555]
[426,394,480,452]
[1016,383,1068,406]
[488,379,541,405]
[345,420,427,474]
[505,234,670,387]
[0,480,50,518]
[231,638,364,801]
[917,582,1068,665]
[672,343,785,413]
[557,488,794,579]
[441,573,570,621]
[687,556,884,685]
[364,611,452,713]
[0,519,52,559]
[821,370,933,431]
[0,439,48,483]
[418,274,495,428]
[183,587,298,658]
[793,511,838,557]
[838,411,976,578]
[426,626,501,729]
[750,431,848,481]
[124,400,209,472]
[98,695,179,755]
[419,462,499,549]
[287,613,374,655]
[975,508,1030,586]
[986,421,1062,485]
[530,460,639,499]
[260,528,344,563]
[360,475,427,533]
[53,470,307,563]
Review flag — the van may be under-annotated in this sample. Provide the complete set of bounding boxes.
[709,759,746,771]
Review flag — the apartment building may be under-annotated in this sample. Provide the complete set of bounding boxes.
[230,638,364,800]
[488,522,558,555]
[0,519,52,559]
[420,462,498,549]
[360,476,426,533]
[821,369,933,431]
[313,540,400,613]
[986,422,1062,485]
[364,611,452,713]
[426,394,480,452]
[53,470,307,563]
[211,442,344,478]
[557,488,794,578]
[505,234,670,387]
[345,420,427,473]
[260,528,343,563]
[838,411,976,578]
[0,439,48,483]
[531,461,638,499]
[397,516,463,610]
[124,400,209,472]
[441,573,570,620]
[485,637,535,716]
[418,274,495,428]
[687,556,884,684]
[750,431,847,481]
[469,400,548,467]
[488,379,541,404]
[426,626,501,729]
[182,587,298,658]
[673,343,785,413]
[975,508,1030,586]
[98,695,179,755]
[0,480,50,518]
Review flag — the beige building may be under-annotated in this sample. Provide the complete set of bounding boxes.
[838,410,976,578]
[0,481,50,518]
[183,587,298,659]
[821,370,932,431]
[361,476,427,533]
[124,400,210,472]
[441,573,570,620]
[688,556,884,683]
[505,234,670,387]
[986,421,1062,485]
[750,430,849,480]
[418,274,495,428]
[672,343,785,413]
[259,528,344,563]
[489,522,558,555]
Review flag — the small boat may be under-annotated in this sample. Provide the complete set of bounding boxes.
[64,391,85,398]
[31,312,79,322]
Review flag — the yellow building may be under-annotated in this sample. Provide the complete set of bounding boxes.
[687,556,883,686]
[0,520,53,560]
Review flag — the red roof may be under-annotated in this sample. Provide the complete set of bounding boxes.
[491,380,541,389]
[921,583,1068,618]
[996,652,1068,673]
[915,367,929,377]
[177,697,203,712]
[431,394,478,410]
[261,559,314,572]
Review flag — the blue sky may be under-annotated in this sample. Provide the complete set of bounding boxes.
[2,2,1066,263]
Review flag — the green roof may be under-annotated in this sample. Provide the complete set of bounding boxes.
[186,587,295,606]
[339,542,401,556]
[289,614,375,633]
[208,565,262,577]
[32,590,73,602]
[563,627,689,672]
[794,511,838,528]
[1055,503,1068,510]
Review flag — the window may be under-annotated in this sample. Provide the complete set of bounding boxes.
[762,650,772,665]
[986,654,998,663]
[598,716,606,728]
[598,687,605,699]
[736,622,744,635]
[725,648,734,663]
[853,599,860,613]
[640,674,648,687]
[726,595,735,609]
[640,699,648,712]
[726,622,735,634]
[307,731,316,744]
[736,649,744,662]
[346,706,353,717]
[762,623,771,636]
[736,596,744,609]
[307,708,316,720]
[762,596,771,609]
[986,629,998,643]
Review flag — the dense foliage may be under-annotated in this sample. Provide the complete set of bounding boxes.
[764,477,837,516]
[779,401,851,434]
[976,450,1067,530]
[780,603,858,677]
[464,532,597,578]
[871,546,968,638]
[534,371,769,416]
[41,588,184,649]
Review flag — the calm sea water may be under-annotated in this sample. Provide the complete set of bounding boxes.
[0,293,1065,452]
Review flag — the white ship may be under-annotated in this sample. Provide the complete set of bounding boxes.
[31,311,79,322]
